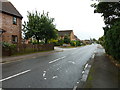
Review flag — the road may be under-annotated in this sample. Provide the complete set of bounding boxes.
[1,44,98,88]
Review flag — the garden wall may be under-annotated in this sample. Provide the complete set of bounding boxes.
[2,44,54,56]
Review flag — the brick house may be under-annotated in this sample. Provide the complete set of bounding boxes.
[58,30,76,41]
[0,0,23,45]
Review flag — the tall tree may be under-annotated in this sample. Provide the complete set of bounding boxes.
[91,2,120,34]
[23,11,58,44]
[92,2,120,61]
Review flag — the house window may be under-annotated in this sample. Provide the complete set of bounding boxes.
[12,35,18,43]
[13,17,17,25]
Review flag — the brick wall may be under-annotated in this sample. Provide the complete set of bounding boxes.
[0,13,22,45]
[2,44,54,56]
[70,31,75,41]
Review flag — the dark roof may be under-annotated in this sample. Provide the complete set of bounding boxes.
[0,1,23,19]
[58,30,73,36]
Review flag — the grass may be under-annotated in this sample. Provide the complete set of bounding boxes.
[84,66,94,88]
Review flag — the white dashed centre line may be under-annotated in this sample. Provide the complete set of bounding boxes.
[49,56,66,64]
[52,76,58,79]
[0,69,31,82]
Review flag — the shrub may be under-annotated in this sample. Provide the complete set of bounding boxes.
[64,35,70,44]
[2,42,16,49]
[57,39,64,46]
[104,22,120,61]
[70,40,81,46]
[70,41,76,46]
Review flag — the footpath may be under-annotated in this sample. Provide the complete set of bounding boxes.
[1,47,64,64]
[78,45,120,88]
[1,51,56,64]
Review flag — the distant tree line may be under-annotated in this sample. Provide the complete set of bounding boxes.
[92,2,120,61]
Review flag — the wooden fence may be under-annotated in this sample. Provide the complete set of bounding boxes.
[2,44,54,56]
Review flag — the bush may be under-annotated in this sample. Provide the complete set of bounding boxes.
[2,42,17,56]
[70,41,76,46]
[32,41,44,45]
[2,42,16,49]
[64,36,70,44]
[104,22,120,61]
[56,39,64,46]
[70,40,81,46]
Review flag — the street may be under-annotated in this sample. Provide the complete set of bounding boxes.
[2,44,98,88]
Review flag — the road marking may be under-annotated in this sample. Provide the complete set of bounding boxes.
[52,76,58,79]
[85,64,88,69]
[0,70,31,82]
[73,86,77,90]
[44,78,47,80]
[68,61,75,64]
[49,56,66,64]
[94,51,96,53]
[92,54,95,59]
[82,71,85,74]
[43,71,46,77]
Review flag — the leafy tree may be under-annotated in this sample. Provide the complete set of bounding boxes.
[23,11,58,44]
[91,2,120,35]
[92,2,120,61]
[64,35,70,44]
[23,11,42,43]
[98,36,105,46]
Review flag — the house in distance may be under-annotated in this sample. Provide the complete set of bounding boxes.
[58,30,78,41]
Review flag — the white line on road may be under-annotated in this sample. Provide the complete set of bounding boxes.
[49,56,66,64]
[43,71,46,77]
[73,86,77,90]
[52,76,58,79]
[44,78,47,80]
[0,70,31,82]
[92,54,95,59]
[68,61,75,64]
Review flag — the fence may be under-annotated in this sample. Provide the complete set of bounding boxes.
[2,44,54,56]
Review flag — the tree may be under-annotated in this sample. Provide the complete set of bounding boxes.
[98,36,105,46]
[91,2,120,34]
[104,21,120,60]
[64,35,70,44]
[92,2,120,61]
[23,11,58,44]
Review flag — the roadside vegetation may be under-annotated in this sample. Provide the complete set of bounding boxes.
[23,11,58,44]
[92,2,120,63]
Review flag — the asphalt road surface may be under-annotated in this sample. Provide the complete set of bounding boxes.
[1,44,98,88]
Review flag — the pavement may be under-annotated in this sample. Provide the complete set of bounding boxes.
[77,45,120,88]
[1,50,56,64]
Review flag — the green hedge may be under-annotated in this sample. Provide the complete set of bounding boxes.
[104,22,120,61]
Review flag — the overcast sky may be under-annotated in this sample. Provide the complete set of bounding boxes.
[9,0,105,40]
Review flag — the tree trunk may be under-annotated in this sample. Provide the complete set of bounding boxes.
[45,39,48,44]
[37,39,39,44]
